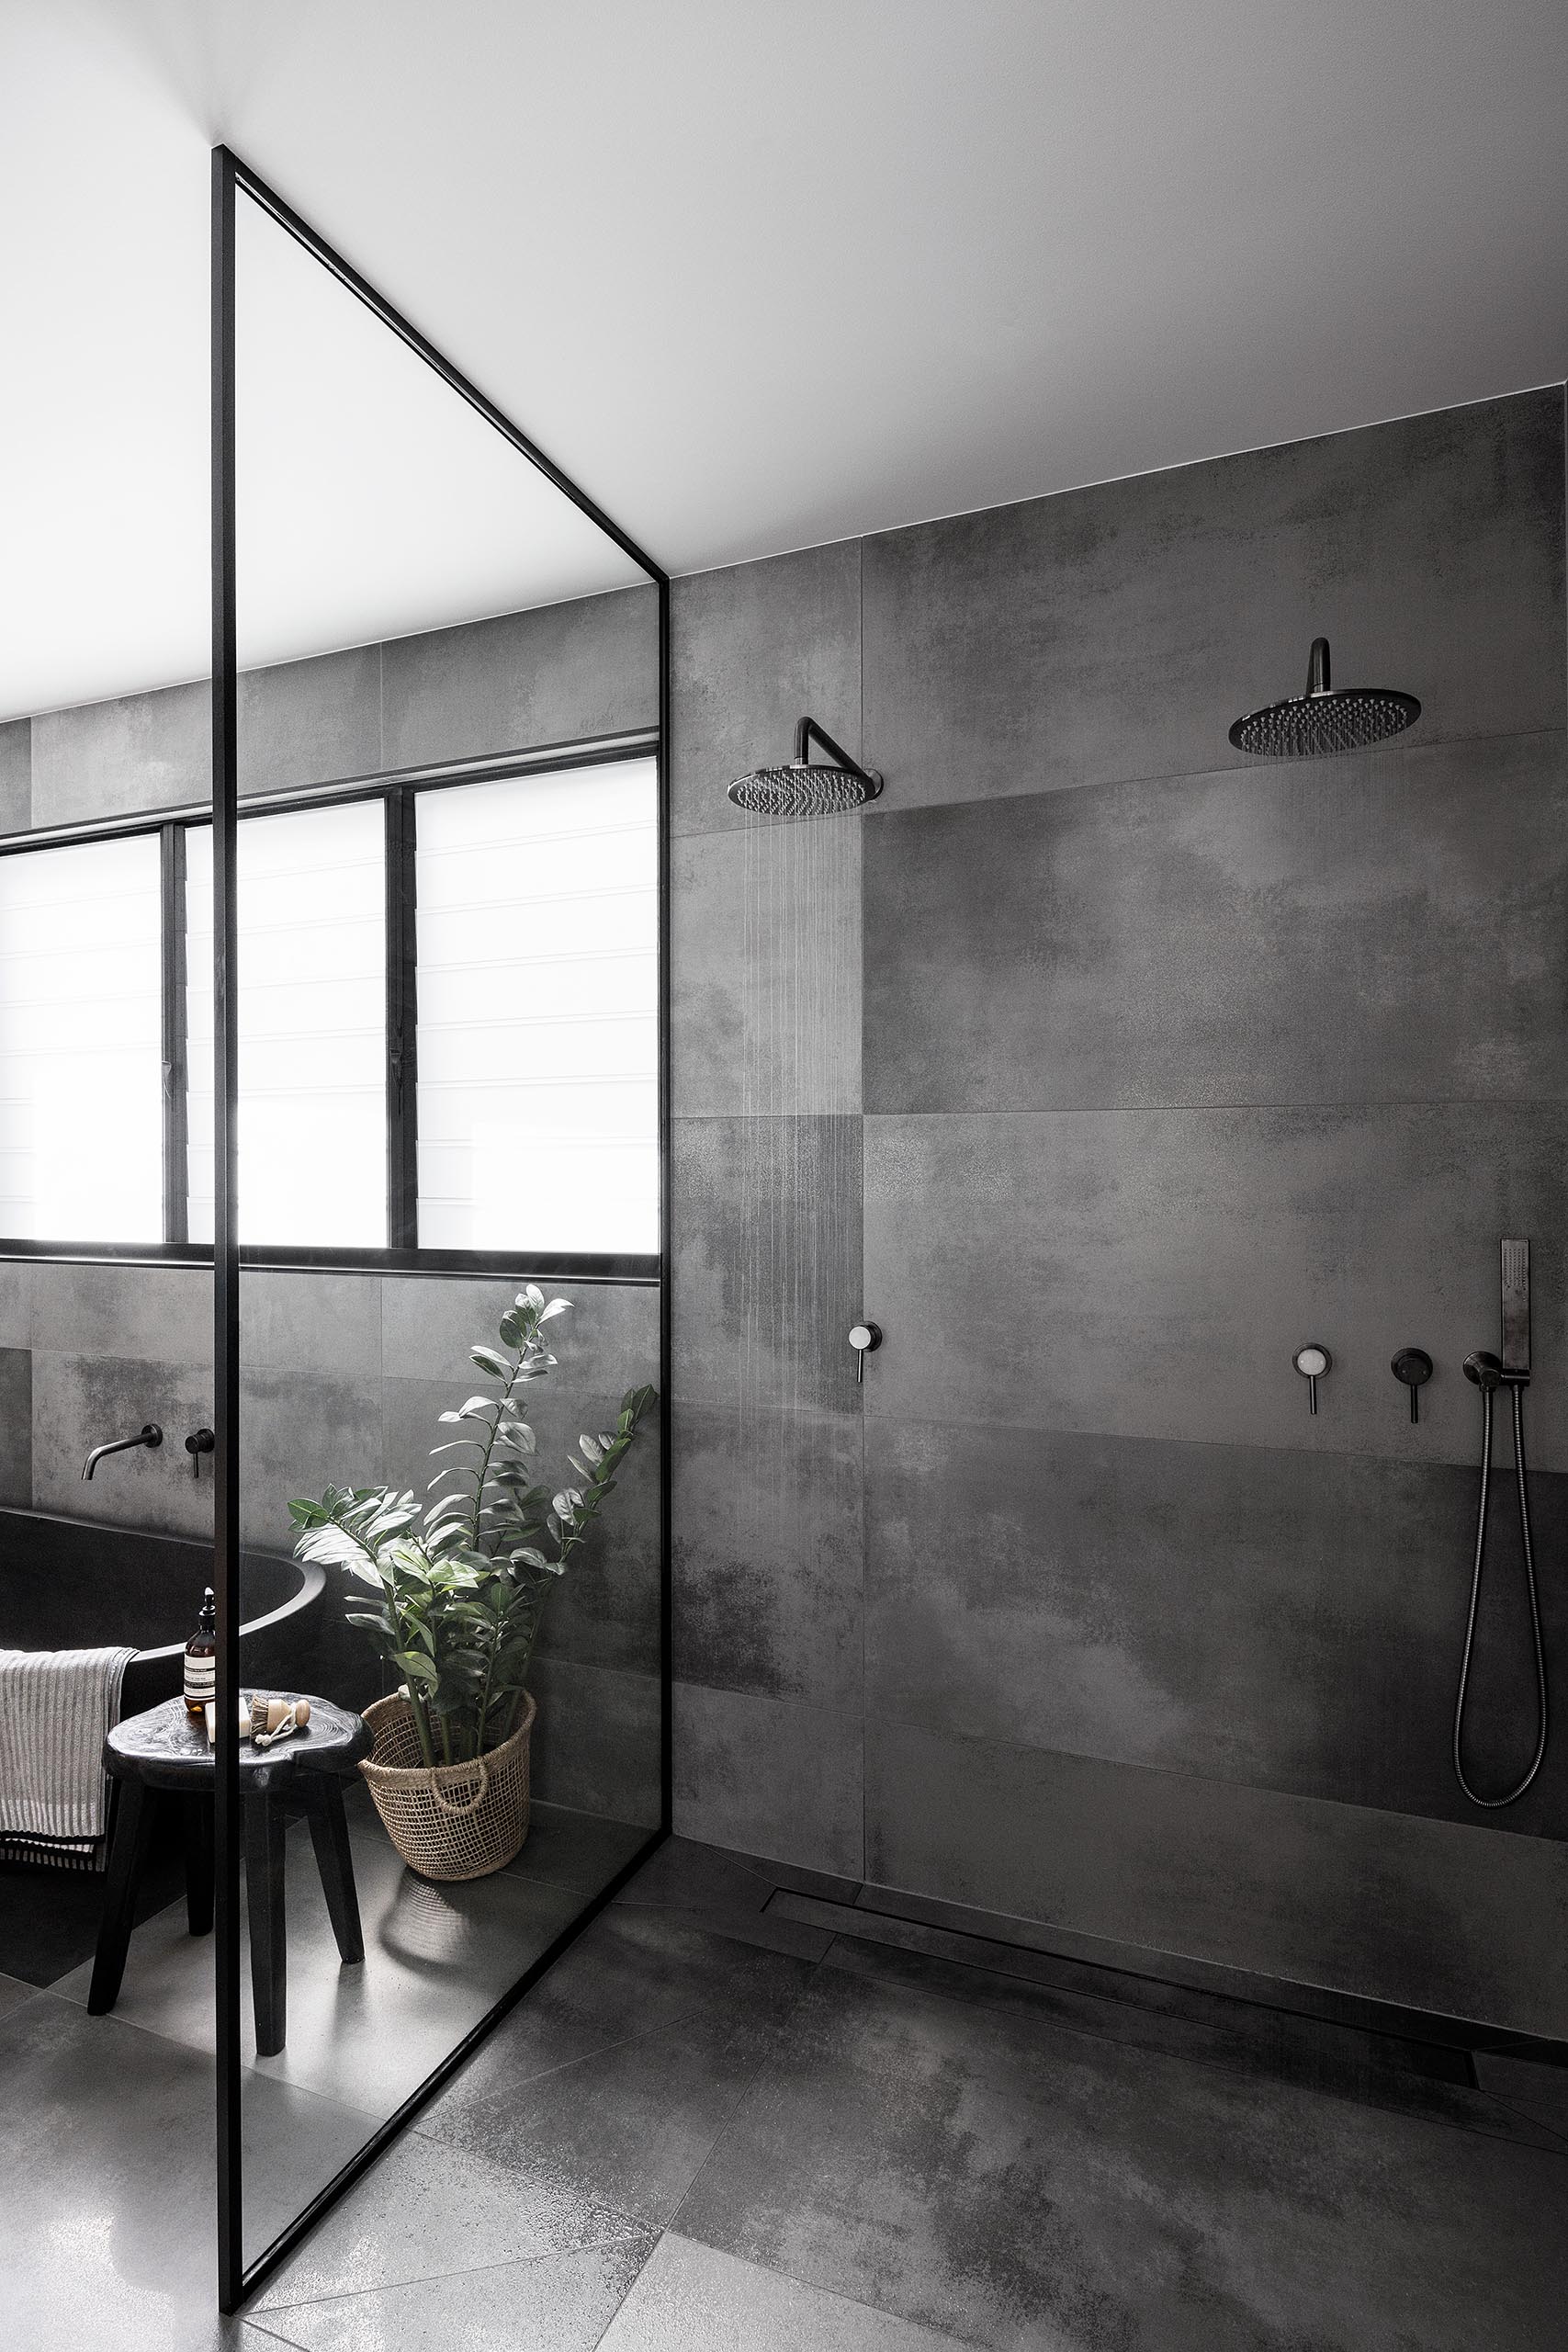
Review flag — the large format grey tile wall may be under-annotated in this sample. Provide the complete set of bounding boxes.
[670,386,1568,2032]
[10,583,655,826]
[671,542,871,1879]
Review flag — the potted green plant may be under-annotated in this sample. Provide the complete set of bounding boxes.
[288,1284,655,1882]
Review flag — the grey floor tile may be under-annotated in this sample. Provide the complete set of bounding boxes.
[419,1905,818,2107]
[417,1913,818,2228]
[613,1836,837,1961]
[1472,2048,1568,2145]
[618,1833,862,1917]
[253,2126,641,2309]
[502,1801,653,1894]
[676,1964,1568,2352]
[254,2235,655,2350]
[52,1799,589,2123]
[0,1990,365,2352]
[0,1965,39,2019]
[598,2232,976,2352]
[816,1931,1567,2153]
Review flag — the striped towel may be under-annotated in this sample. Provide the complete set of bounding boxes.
[0,1646,137,1869]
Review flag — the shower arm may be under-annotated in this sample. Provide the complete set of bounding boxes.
[793,715,880,790]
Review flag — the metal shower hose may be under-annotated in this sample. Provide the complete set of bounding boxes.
[1453,1379,1549,1806]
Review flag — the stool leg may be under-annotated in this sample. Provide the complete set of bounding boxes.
[184,1794,213,1938]
[306,1783,364,1965]
[88,1780,153,2016]
[244,1795,287,2057]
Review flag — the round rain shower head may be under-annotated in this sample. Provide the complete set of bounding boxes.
[1229,638,1419,759]
[727,761,876,818]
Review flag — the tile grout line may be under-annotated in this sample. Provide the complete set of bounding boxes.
[254,2220,657,2324]
[410,2004,703,2122]
[660,1938,838,2245]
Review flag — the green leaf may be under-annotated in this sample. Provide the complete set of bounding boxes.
[469,1344,512,1379]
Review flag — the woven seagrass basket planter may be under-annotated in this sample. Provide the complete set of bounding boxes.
[359,1690,536,1882]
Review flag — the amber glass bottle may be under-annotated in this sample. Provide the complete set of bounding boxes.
[184,1588,217,1718]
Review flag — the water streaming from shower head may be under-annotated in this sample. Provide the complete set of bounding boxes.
[1229,638,1419,758]
[728,716,883,817]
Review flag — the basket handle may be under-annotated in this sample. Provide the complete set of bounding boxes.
[429,1756,490,1816]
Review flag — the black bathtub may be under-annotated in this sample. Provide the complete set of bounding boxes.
[0,1507,326,1715]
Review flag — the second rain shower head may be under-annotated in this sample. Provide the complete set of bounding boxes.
[1229,638,1419,759]
[728,716,883,818]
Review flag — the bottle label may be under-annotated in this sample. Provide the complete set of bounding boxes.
[185,1655,216,1706]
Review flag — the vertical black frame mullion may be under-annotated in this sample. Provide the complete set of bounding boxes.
[385,787,418,1250]
[210,142,243,2315]
[657,574,671,1838]
[160,824,188,1246]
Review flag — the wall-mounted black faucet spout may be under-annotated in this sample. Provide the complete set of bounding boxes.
[82,1424,163,1481]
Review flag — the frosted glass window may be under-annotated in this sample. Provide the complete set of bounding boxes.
[186,803,386,1246]
[415,760,658,1253]
[0,836,163,1242]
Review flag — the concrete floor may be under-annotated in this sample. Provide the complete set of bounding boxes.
[3,1833,1567,2348]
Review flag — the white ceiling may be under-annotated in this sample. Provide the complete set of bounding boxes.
[3,0,1566,718]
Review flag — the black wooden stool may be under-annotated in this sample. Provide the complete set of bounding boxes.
[88,1693,372,2056]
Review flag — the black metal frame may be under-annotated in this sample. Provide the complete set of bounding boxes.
[209,146,671,2313]
[0,731,660,1283]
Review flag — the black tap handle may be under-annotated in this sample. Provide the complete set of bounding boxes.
[1391,1350,1433,1424]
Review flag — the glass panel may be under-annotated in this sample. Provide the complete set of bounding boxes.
[0,833,162,1241]
[415,760,658,1253]
[230,180,663,2283]
[186,803,386,1246]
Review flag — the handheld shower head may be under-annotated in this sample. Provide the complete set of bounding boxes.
[1229,639,1419,759]
[728,716,882,819]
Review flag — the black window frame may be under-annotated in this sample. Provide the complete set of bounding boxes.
[0,723,660,1282]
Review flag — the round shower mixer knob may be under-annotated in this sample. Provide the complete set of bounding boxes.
[849,1322,882,1384]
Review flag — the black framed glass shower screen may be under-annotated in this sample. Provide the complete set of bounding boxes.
[210,146,672,2315]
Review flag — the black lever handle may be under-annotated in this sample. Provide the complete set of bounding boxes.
[185,1427,216,1481]
[1391,1349,1433,1423]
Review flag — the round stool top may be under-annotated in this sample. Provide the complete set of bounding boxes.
[106,1693,371,1793]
